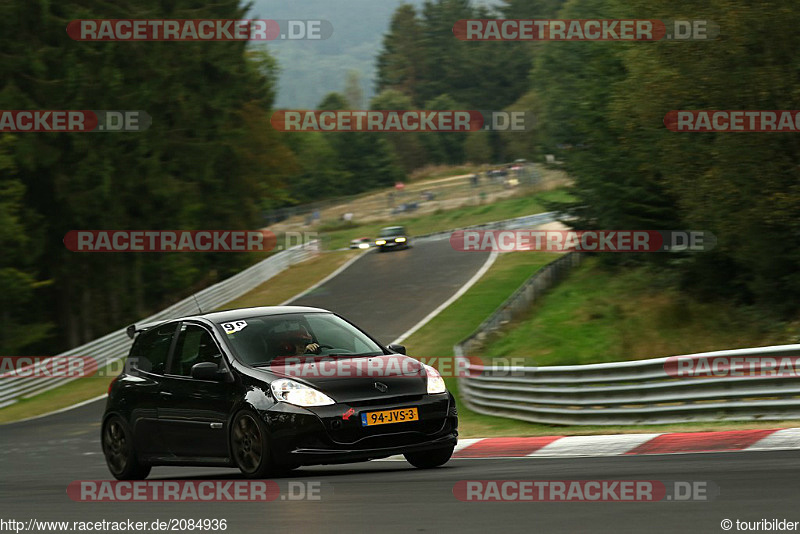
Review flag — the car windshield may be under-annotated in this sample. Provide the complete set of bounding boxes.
[379,227,405,237]
[220,313,384,367]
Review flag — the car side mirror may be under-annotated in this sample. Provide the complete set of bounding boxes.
[387,343,406,355]
[191,361,226,381]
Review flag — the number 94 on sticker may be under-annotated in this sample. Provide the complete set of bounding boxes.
[222,321,247,334]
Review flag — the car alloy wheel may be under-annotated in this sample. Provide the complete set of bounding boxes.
[102,415,151,480]
[231,411,273,478]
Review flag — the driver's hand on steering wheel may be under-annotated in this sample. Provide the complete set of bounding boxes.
[304,343,321,354]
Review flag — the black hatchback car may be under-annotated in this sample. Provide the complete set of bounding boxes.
[375,226,411,251]
[102,306,458,479]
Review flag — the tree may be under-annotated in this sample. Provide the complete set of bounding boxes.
[0,135,52,354]
[315,92,405,194]
[376,4,426,105]
[531,0,679,239]
[0,0,295,347]
[609,0,800,311]
[343,71,365,109]
[370,89,427,171]
[420,93,467,165]
[464,130,492,163]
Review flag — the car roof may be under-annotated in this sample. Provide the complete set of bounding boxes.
[380,226,406,231]
[200,306,329,324]
[129,306,331,335]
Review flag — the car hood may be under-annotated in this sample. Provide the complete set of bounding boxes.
[264,353,428,403]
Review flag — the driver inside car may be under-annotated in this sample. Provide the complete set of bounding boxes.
[277,326,320,356]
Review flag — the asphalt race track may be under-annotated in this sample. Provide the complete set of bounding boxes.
[2,239,798,533]
[290,238,491,344]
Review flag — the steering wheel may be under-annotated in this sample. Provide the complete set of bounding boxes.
[305,344,335,354]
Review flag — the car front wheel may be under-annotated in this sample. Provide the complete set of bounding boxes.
[102,415,151,480]
[404,446,454,469]
[230,411,274,479]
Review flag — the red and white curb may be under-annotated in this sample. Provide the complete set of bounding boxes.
[379,428,800,461]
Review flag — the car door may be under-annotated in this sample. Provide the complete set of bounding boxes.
[157,322,236,460]
[128,321,180,458]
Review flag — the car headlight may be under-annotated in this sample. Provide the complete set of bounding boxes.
[358,243,370,249]
[376,239,386,245]
[271,378,335,407]
[395,237,406,242]
[424,364,447,394]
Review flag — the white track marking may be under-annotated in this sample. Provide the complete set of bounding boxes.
[390,251,499,345]
[280,250,367,305]
[529,433,664,457]
[746,428,800,451]
[0,394,108,426]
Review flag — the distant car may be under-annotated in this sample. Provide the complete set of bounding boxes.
[375,226,411,251]
[350,237,372,250]
[102,306,457,479]
[391,202,419,215]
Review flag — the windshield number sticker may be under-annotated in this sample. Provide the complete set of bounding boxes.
[222,321,248,335]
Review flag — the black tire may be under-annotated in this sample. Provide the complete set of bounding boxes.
[230,411,274,479]
[102,415,151,480]
[404,446,454,469]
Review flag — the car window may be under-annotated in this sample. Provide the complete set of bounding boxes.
[130,323,177,375]
[379,227,405,237]
[168,324,223,377]
[223,313,384,366]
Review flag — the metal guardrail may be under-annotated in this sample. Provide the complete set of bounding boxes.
[455,254,800,425]
[458,345,800,425]
[0,243,319,408]
[414,211,560,242]
[454,251,582,356]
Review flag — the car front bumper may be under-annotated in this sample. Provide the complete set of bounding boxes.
[262,393,458,466]
[377,240,407,248]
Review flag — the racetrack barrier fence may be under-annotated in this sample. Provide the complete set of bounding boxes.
[455,254,800,425]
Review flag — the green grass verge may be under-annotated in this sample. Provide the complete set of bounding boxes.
[401,252,563,437]
[321,189,573,250]
[403,253,800,437]
[480,256,795,367]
